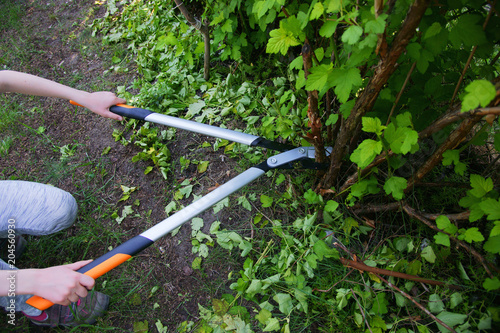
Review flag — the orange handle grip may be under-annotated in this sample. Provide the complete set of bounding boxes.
[25,235,153,310]
[25,254,132,310]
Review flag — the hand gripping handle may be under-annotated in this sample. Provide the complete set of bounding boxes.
[25,235,153,310]
[69,100,152,120]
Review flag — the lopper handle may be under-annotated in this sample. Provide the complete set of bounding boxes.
[69,100,152,121]
[26,235,153,310]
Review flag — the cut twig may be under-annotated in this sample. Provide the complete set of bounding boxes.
[339,257,459,288]
[374,273,458,333]
[351,289,373,333]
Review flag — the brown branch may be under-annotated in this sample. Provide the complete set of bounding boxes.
[350,202,471,223]
[419,106,500,140]
[406,114,483,189]
[351,202,401,215]
[302,39,326,163]
[420,211,470,221]
[338,107,499,196]
[321,0,431,189]
[339,257,458,288]
[402,204,496,278]
[374,273,458,333]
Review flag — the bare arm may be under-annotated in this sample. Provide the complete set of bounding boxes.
[0,260,95,306]
[0,70,126,121]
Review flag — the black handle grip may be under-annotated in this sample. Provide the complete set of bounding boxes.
[110,104,153,120]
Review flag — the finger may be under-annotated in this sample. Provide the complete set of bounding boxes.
[67,292,80,303]
[74,284,89,298]
[106,111,123,121]
[64,259,93,271]
[79,274,95,290]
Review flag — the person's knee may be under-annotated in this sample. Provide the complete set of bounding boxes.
[49,191,78,232]
[0,181,78,236]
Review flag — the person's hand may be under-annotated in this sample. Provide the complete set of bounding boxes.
[79,91,127,121]
[19,260,95,306]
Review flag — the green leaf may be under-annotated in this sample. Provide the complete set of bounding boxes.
[342,25,363,45]
[144,166,153,175]
[494,131,500,152]
[133,320,148,333]
[490,221,500,237]
[335,288,350,310]
[429,294,445,314]
[325,114,339,126]
[421,245,436,263]
[362,117,385,135]
[213,197,229,214]
[442,149,459,166]
[383,176,407,200]
[434,232,450,247]
[319,19,338,37]
[372,293,389,315]
[342,217,359,235]
[266,21,301,55]
[423,22,442,40]
[313,239,339,260]
[305,64,333,91]
[461,80,496,112]
[449,292,463,309]
[239,240,252,256]
[436,215,458,234]
[237,195,252,211]
[273,293,293,315]
[263,317,280,332]
[246,279,263,296]
[484,235,500,254]
[350,139,382,169]
[395,112,414,128]
[470,174,494,197]
[483,277,500,291]
[365,14,387,34]
[260,194,273,208]
[326,0,341,13]
[310,2,324,20]
[460,227,484,243]
[325,200,339,212]
[449,15,487,48]
[479,198,500,220]
[435,311,467,332]
[330,67,363,103]
[384,123,418,154]
[197,161,209,173]
[192,256,202,270]
[255,308,272,325]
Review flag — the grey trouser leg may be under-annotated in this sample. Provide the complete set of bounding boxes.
[0,180,78,316]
